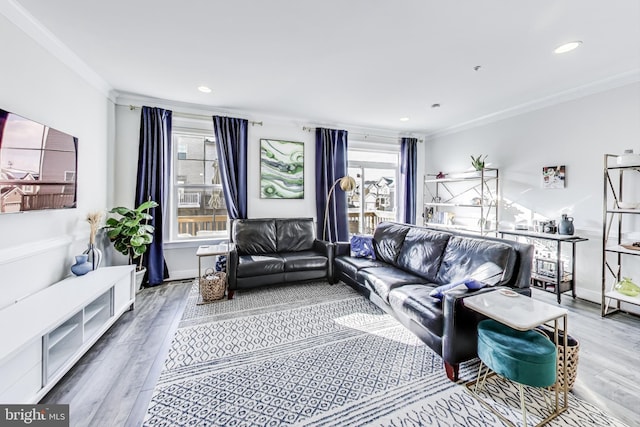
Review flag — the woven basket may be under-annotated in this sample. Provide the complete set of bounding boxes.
[537,327,579,391]
[200,268,226,301]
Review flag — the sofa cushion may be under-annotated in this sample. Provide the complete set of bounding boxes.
[396,228,452,282]
[357,266,428,302]
[436,236,516,286]
[236,254,284,277]
[276,218,315,252]
[372,222,411,265]
[335,256,388,278]
[280,251,328,272]
[388,285,444,336]
[234,219,277,255]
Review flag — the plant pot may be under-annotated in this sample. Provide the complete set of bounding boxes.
[135,267,147,292]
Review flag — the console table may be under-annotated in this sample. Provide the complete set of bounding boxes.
[0,266,135,403]
[498,229,587,303]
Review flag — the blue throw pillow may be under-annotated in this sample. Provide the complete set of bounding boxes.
[350,235,376,259]
[215,255,227,272]
[429,278,488,300]
[464,278,486,290]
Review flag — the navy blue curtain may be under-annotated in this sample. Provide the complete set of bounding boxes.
[315,128,348,242]
[399,137,418,224]
[135,106,171,286]
[212,116,247,219]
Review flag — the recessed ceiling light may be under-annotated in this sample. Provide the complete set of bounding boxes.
[554,41,582,54]
[399,117,410,122]
[198,86,212,93]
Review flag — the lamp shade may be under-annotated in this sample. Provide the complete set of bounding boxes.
[323,175,356,241]
[339,175,356,192]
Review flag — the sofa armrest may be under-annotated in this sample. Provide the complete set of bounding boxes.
[440,286,507,365]
[313,239,335,282]
[227,248,239,290]
[313,239,333,256]
[335,241,351,257]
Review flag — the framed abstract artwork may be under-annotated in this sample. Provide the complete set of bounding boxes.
[260,139,304,199]
[542,165,565,189]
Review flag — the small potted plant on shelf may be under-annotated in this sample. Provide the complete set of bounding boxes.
[103,200,158,289]
[470,154,488,171]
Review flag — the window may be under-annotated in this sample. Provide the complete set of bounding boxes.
[169,130,227,241]
[348,146,399,235]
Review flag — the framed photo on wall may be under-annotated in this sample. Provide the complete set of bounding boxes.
[260,139,304,199]
[542,165,565,189]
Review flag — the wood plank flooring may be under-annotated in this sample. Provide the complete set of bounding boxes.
[41,282,640,426]
[41,280,191,427]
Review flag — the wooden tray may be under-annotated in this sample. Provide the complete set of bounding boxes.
[621,244,640,251]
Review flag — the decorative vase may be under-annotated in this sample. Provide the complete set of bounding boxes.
[558,214,574,235]
[71,254,92,276]
[83,243,103,270]
[614,277,640,297]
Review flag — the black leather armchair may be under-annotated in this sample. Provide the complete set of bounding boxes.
[227,218,334,299]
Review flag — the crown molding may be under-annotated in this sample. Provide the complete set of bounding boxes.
[114,91,425,143]
[428,69,640,139]
[0,0,113,99]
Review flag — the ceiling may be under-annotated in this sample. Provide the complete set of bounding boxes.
[11,0,640,135]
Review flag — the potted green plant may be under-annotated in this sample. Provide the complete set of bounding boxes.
[103,200,158,289]
[470,154,488,171]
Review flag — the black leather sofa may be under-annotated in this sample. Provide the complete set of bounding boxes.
[334,221,533,381]
[227,218,334,299]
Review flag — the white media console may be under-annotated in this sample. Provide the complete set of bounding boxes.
[0,265,135,403]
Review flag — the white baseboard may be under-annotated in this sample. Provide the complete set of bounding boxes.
[575,288,601,304]
[168,269,197,281]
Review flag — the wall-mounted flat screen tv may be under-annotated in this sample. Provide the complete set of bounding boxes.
[0,108,77,213]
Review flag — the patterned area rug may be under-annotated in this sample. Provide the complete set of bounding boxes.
[144,281,627,426]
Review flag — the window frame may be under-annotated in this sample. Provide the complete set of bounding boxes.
[347,143,400,235]
[168,127,227,243]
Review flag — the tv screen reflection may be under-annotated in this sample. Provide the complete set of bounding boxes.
[0,109,77,213]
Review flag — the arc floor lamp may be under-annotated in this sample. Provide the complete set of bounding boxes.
[323,175,356,241]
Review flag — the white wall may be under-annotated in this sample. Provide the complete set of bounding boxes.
[0,14,112,308]
[114,97,420,279]
[427,81,640,304]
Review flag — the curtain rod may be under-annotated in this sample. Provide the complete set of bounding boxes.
[302,126,423,143]
[122,104,263,126]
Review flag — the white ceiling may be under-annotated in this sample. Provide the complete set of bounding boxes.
[10,0,640,135]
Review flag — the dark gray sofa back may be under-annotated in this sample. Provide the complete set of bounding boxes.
[435,235,516,286]
[372,222,410,265]
[372,222,533,289]
[233,219,277,255]
[276,218,315,252]
[232,218,316,255]
[396,227,453,282]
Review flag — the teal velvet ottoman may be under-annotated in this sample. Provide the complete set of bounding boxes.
[474,319,557,426]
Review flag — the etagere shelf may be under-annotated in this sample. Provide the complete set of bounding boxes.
[602,153,640,317]
[423,168,499,236]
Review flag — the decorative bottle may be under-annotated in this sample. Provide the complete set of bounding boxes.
[558,214,574,235]
[83,243,103,270]
[614,277,640,297]
[84,211,103,270]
